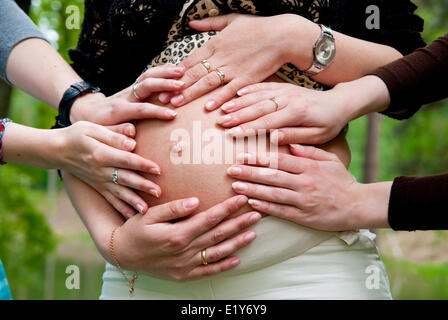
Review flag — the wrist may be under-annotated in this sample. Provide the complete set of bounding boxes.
[70,92,106,123]
[281,14,321,70]
[355,182,392,229]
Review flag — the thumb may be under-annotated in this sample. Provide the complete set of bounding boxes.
[144,197,200,224]
[188,13,238,31]
[289,144,339,162]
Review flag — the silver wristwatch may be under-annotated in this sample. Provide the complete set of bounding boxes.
[304,24,336,76]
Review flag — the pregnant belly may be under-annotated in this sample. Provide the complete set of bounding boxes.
[134,75,289,217]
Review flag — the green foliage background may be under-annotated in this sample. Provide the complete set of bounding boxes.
[0,0,447,299]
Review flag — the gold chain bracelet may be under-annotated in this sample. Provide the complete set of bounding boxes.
[109,227,138,294]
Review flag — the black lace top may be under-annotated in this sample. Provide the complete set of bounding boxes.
[70,0,425,97]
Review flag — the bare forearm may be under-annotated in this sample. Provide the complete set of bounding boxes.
[6,38,82,108]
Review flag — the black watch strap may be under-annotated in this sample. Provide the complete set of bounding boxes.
[56,81,100,128]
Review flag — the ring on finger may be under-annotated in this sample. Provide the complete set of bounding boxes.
[132,81,142,100]
[201,248,208,265]
[201,59,213,73]
[270,97,280,112]
[112,169,119,185]
[215,68,225,85]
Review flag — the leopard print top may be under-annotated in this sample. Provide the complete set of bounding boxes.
[70,0,425,98]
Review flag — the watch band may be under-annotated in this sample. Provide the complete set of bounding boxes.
[305,24,335,76]
[56,81,100,128]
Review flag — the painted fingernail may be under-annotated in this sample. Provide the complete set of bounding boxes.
[183,197,199,210]
[136,204,145,213]
[149,167,161,175]
[248,199,263,209]
[227,166,242,176]
[150,189,159,198]
[216,115,232,125]
[227,126,243,137]
[249,212,262,224]
[244,231,256,242]
[124,140,136,150]
[205,100,217,110]
[232,182,248,192]
[171,94,184,105]
[230,257,240,267]
[221,101,235,112]
[166,109,178,117]
[237,88,249,96]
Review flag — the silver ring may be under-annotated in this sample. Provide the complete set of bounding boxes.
[112,169,119,185]
[215,68,225,84]
[132,81,141,100]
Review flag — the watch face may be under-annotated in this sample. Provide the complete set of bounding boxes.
[315,37,335,65]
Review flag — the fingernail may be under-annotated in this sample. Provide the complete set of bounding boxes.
[244,231,256,242]
[128,126,134,137]
[124,140,136,150]
[230,257,240,267]
[227,126,243,137]
[150,189,159,198]
[216,115,232,125]
[205,100,217,111]
[237,195,248,206]
[289,144,304,152]
[176,65,185,72]
[166,109,178,117]
[232,182,248,192]
[248,199,263,209]
[221,101,235,112]
[249,212,262,224]
[227,166,242,176]
[149,167,161,175]
[237,88,249,96]
[174,81,186,88]
[270,130,284,144]
[159,92,171,102]
[136,204,145,213]
[171,94,184,105]
[183,197,199,210]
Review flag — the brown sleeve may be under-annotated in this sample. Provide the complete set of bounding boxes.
[369,33,448,120]
[388,174,448,231]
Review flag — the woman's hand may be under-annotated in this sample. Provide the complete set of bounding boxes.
[111,195,261,280]
[70,64,185,124]
[226,146,390,231]
[56,121,161,218]
[160,13,319,111]
[219,76,392,145]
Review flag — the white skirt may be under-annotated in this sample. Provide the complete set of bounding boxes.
[100,217,392,300]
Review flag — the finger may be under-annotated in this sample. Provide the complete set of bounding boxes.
[195,211,261,250]
[203,79,246,111]
[236,152,311,174]
[106,123,136,138]
[194,230,256,268]
[102,190,136,219]
[109,183,150,214]
[96,145,161,175]
[110,102,178,122]
[178,62,210,88]
[272,127,329,146]
[231,181,298,206]
[134,78,185,99]
[85,124,137,152]
[172,69,228,107]
[186,256,240,280]
[180,195,248,240]
[226,165,298,189]
[289,144,340,162]
[145,197,200,224]
[216,99,278,128]
[109,168,161,198]
[220,90,276,113]
[139,64,185,81]
[247,199,305,224]
[158,92,174,104]
[188,14,237,32]
[236,82,286,96]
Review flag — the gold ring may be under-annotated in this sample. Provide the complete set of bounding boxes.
[270,97,280,111]
[201,249,208,265]
[201,59,212,73]
[132,81,141,100]
[215,68,225,84]
[112,169,119,185]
